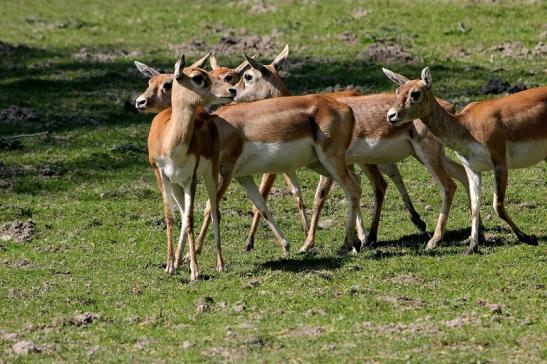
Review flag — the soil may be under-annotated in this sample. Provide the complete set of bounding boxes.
[360,42,419,64]
[0,105,38,125]
[170,28,284,59]
[0,219,35,242]
[71,312,100,326]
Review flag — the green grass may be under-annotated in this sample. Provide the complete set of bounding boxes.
[1,0,546,362]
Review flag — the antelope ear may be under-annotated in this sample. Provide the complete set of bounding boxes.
[243,52,269,74]
[174,55,185,80]
[271,44,289,71]
[421,67,432,88]
[234,54,258,74]
[134,61,160,79]
[190,51,212,69]
[382,67,410,85]
[209,52,220,70]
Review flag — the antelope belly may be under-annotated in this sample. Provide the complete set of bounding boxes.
[234,138,317,176]
[507,140,547,169]
[346,135,413,165]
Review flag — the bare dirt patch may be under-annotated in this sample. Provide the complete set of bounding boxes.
[12,340,43,355]
[360,42,419,64]
[357,317,439,335]
[285,325,326,337]
[71,312,100,326]
[390,274,424,285]
[480,77,528,94]
[0,105,38,125]
[377,294,425,310]
[170,28,283,58]
[443,312,484,328]
[0,219,35,242]
[72,48,142,63]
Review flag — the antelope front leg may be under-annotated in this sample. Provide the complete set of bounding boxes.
[185,175,200,281]
[204,168,224,272]
[412,143,457,250]
[158,171,177,274]
[463,163,482,255]
[244,173,277,252]
[237,176,290,256]
[299,175,333,253]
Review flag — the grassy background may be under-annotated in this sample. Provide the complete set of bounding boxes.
[1,0,546,362]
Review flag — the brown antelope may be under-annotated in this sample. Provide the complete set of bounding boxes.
[195,46,432,254]
[146,55,235,279]
[207,94,366,256]
[135,52,314,258]
[384,67,546,254]
[135,57,366,260]
[211,50,471,253]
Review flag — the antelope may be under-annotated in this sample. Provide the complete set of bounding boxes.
[134,52,316,258]
[195,46,433,254]
[135,52,255,112]
[384,67,546,254]
[200,50,471,253]
[135,56,366,262]
[146,55,235,279]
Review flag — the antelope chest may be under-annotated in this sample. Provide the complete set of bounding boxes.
[345,135,413,164]
[233,138,316,176]
[156,145,209,185]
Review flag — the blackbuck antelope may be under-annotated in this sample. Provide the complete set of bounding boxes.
[199,48,471,253]
[146,55,235,279]
[136,56,365,261]
[384,67,546,254]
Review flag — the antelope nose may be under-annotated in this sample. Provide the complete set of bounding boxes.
[228,88,237,97]
[387,109,398,123]
[136,98,147,109]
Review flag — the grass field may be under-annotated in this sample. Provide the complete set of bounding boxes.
[1,0,546,362]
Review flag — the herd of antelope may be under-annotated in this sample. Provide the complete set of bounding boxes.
[133,45,546,281]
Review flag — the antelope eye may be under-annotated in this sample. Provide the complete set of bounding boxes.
[244,74,252,81]
[410,90,421,100]
[191,74,204,85]
[163,82,172,90]
[224,75,233,82]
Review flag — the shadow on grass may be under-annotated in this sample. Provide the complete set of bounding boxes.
[260,256,345,272]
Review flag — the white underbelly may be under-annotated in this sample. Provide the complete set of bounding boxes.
[459,140,547,171]
[234,138,317,176]
[346,135,413,165]
[507,140,547,169]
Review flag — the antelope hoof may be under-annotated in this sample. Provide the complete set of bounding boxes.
[518,233,538,246]
[216,260,224,272]
[243,237,254,253]
[463,239,479,255]
[281,242,290,257]
[412,214,427,233]
[190,270,201,282]
[165,261,176,274]
[426,238,440,250]
[337,245,357,256]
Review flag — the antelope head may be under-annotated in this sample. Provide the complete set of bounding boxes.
[383,67,434,125]
[134,52,214,112]
[208,51,256,85]
[172,54,236,108]
[233,45,290,103]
